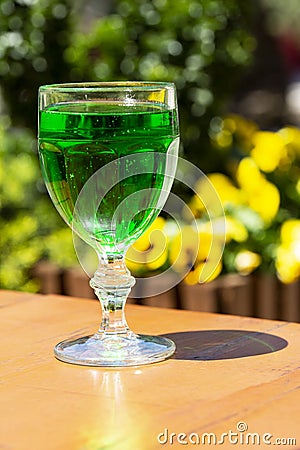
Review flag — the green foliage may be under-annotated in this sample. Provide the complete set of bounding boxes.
[0,0,77,290]
[0,0,256,163]
[0,0,74,130]
[0,0,257,291]
[66,0,256,168]
[0,116,76,291]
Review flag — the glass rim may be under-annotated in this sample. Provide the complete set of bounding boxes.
[39,81,176,92]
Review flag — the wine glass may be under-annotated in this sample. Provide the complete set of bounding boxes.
[38,82,179,366]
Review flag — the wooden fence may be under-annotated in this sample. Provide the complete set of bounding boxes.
[34,261,300,323]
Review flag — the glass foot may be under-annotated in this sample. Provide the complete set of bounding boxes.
[54,333,176,367]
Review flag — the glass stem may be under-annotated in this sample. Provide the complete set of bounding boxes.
[90,254,135,337]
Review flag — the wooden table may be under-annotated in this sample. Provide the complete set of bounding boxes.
[1,290,300,449]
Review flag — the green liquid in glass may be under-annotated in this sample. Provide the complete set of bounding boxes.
[38,101,179,252]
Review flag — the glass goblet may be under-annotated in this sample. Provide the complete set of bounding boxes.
[38,82,179,366]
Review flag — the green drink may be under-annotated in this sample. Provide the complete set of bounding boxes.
[38,101,179,252]
[38,82,179,367]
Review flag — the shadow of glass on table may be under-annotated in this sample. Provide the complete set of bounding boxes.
[161,330,288,361]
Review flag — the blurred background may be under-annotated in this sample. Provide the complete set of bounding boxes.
[2,0,300,320]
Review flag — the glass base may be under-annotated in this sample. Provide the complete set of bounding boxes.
[54,333,176,367]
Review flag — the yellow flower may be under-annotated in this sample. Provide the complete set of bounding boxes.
[235,250,261,275]
[275,220,300,283]
[124,253,143,274]
[210,116,256,150]
[250,131,286,172]
[185,260,222,285]
[247,180,280,224]
[197,231,213,261]
[277,127,298,168]
[125,217,167,272]
[193,173,243,213]
[197,219,226,245]
[236,157,264,192]
[145,231,168,271]
[169,225,223,284]
[236,158,280,223]
[279,126,300,154]
[169,226,199,272]
[214,129,233,149]
[276,244,300,283]
[132,216,166,252]
[187,194,206,217]
[223,116,238,133]
[225,216,248,242]
[280,219,300,244]
[226,114,257,144]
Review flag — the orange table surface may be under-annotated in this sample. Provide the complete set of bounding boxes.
[1,290,300,449]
